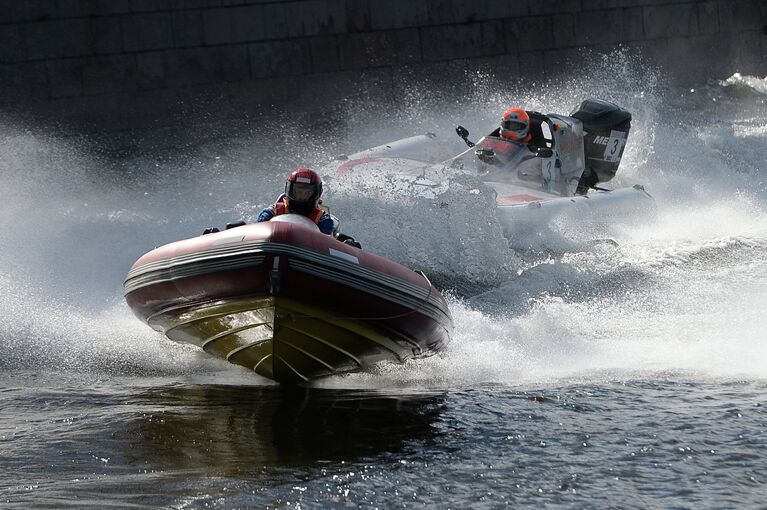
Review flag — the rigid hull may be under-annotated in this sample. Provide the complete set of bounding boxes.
[124,222,452,384]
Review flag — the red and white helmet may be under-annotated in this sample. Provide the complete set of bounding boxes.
[285,167,322,215]
[499,107,530,142]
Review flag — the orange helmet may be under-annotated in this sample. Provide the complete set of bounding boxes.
[499,107,530,141]
[285,167,322,215]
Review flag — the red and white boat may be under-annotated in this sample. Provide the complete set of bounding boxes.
[124,215,453,384]
[326,99,656,243]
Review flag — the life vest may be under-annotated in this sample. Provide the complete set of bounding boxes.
[273,198,324,224]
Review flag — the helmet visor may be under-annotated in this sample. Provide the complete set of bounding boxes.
[501,119,528,131]
[288,182,319,202]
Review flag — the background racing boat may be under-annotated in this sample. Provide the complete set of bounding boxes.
[328,98,656,243]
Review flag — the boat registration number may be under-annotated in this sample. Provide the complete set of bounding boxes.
[603,130,627,162]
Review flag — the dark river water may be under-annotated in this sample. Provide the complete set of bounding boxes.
[2,375,765,508]
[1,59,766,508]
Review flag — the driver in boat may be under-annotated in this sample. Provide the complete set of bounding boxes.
[497,107,532,144]
[488,107,545,152]
[475,107,536,164]
[257,167,361,247]
[475,107,549,180]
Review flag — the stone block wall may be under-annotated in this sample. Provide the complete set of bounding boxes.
[0,0,765,131]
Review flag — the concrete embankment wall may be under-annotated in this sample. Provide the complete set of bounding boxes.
[1,0,765,131]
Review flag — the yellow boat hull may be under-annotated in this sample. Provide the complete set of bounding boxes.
[151,296,434,384]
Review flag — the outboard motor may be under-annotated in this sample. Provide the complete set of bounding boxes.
[571,99,631,193]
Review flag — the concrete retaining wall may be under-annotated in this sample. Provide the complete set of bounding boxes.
[1,0,765,130]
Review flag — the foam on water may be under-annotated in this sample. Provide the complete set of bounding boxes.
[317,63,767,388]
[721,72,767,96]
[2,54,766,386]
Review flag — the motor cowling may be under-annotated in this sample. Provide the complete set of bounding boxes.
[571,99,631,192]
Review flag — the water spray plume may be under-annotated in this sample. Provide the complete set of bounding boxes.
[2,54,766,384]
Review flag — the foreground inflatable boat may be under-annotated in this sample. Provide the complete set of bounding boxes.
[124,216,452,384]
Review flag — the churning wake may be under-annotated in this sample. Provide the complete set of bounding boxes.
[2,54,767,386]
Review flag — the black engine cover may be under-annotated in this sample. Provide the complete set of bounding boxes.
[571,98,632,192]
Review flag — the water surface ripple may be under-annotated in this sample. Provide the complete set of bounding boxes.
[1,379,765,508]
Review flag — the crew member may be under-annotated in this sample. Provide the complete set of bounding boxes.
[257,167,335,233]
[498,107,532,143]
[474,107,538,164]
[258,167,360,247]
